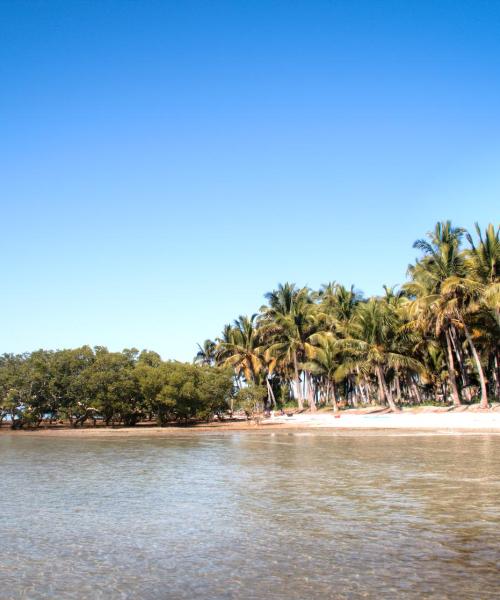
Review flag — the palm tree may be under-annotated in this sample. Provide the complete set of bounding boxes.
[340,298,421,412]
[465,223,499,285]
[412,221,466,283]
[199,219,496,416]
[260,284,317,410]
[304,332,342,410]
[194,339,216,366]
[316,283,361,331]
[439,276,491,407]
[216,315,265,385]
[465,223,500,399]
[405,221,467,406]
[418,340,448,401]
[407,223,498,407]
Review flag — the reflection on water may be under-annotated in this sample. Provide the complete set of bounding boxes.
[0,433,499,599]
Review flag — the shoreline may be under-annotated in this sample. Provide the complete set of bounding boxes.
[2,407,500,437]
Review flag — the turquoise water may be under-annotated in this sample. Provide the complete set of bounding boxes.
[0,432,499,599]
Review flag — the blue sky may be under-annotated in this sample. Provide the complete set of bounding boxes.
[1,1,499,361]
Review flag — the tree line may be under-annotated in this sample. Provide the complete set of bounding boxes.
[0,348,236,429]
[1,220,497,429]
[196,221,499,412]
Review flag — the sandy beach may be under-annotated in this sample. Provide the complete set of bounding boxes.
[2,406,500,436]
[267,407,500,432]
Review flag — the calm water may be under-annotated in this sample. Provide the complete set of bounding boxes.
[0,432,499,600]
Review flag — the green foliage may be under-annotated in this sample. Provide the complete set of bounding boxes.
[199,220,499,411]
[1,220,497,427]
[235,385,267,418]
[0,349,235,428]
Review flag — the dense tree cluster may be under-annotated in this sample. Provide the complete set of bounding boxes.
[196,222,499,412]
[0,348,234,429]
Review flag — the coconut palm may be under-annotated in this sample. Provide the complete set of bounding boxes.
[339,298,422,412]
[216,315,265,385]
[198,219,496,413]
[439,276,491,407]
[260,284,317,409]
[304,332,342,410]
[405,221,468,405]
[411,221,466,283]
[465,223,499,285]
[194,339,216,366]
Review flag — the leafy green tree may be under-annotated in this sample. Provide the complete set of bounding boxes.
[48,347,97,427]
[84,348,142,426]
[235,385,267,419]
[197,366,235,421]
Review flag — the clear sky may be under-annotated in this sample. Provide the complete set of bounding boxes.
[1,1,499,361]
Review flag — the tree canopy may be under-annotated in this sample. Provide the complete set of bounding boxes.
[0,348,235,429]
[201,220,499,412]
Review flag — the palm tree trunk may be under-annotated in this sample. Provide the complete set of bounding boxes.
[493,353,500,399]
[463,323,488,408]
[445,329,462,406]
[359,380,369,404]
[450,325,468,388]
[325,379,330,404]
[376,365,400,412]
[293,352,303,410]
[318,378,326,406]
[356,367,368,404]
[330,380,339,412]
[306,371,316,411]
[395,372,402,404]
[376,373,385,405]
[365,379,374,404]
[441,381,447,403]
[266,377,276,408]
[411,380,422,404]
[350,377,359,407]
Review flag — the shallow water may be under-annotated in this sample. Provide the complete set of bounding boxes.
[0,432,499,599]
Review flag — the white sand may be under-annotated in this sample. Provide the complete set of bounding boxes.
[266,410,500,431]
